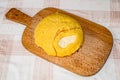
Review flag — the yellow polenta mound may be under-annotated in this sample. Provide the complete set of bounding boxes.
[34,12,83,57]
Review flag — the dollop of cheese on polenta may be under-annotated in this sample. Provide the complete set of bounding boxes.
[34,12,83,57]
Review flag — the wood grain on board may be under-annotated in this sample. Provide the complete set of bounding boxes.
[5,7,113,76]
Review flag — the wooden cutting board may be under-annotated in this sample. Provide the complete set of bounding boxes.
[5,7,113,76]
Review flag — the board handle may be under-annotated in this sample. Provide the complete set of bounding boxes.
[5,8,32,26]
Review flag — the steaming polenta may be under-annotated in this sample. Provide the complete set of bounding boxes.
[34,12,83,57]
